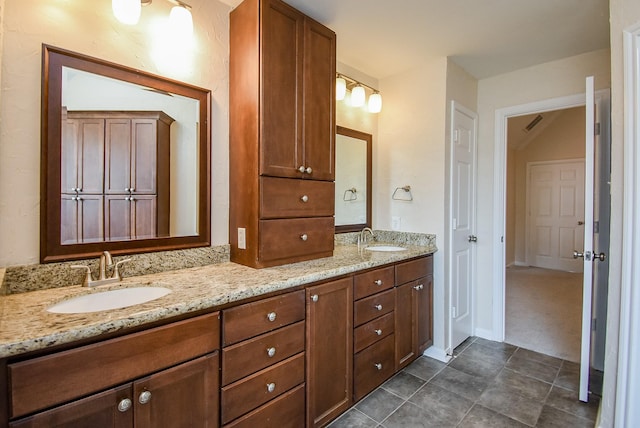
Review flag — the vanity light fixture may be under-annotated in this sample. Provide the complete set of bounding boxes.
[335,73,382,113]
[351,84,366,107]
[112,0,194,37]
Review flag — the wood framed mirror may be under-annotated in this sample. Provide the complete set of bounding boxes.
[334,126,372,233]
[41,45,211,262]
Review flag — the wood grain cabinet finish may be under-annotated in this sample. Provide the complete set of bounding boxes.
[306,277,353,428]
[353,334,395,402]
[229,0,336,268]
[353,266,395,300]
[395,256,434,370]
[61,110,173,243]
[353,288,395,327]
[223,384,305,428]
[8,313,220,427]
[354,312,395,354]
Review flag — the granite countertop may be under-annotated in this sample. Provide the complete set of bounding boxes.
[0,243,436,359]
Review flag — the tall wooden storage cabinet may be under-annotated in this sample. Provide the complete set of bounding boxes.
[229,0,337,268]
[61,110,173,243]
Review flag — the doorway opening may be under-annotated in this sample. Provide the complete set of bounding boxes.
[504,107,585,363]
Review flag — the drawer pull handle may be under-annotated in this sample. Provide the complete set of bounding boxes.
[138,390,152,405]
[118,398,132,412]
[300,234,308,241]
[267,383,276,393]
[267,347,276,357]
[267,312,277,322]
[301,195,309,203]
[374,279,383,286]
[413,284,424,290]
[374,363,383,370]
[374,304,383,311]
[311,294,319,302]
[374,329,382,336]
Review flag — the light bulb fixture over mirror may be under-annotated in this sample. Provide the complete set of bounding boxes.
[113,0,194,38]
[336,73,382,113]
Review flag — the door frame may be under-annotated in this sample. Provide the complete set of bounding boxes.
[492,90,609,342]
[447,100,478,353]
[524,158,585,272]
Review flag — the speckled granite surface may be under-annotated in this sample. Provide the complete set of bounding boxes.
[0,238,436,358]
[2,245,230,294]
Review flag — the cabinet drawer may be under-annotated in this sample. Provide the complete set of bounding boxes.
[395,256,433,285]
[222,321,305,385]
[353,289,395,327]
[224,383,305,428]
[223,290,305,346]
[8,312,220,419]
[354,266,394,300]
[259,217,334,263]
[221,353,305,424]
[260,177,334,218]
[353,334,395,401]
[354,312,394,354]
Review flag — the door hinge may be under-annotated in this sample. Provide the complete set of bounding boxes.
[595,123,601,136]
[592,318,597,331]
[594,221,599,233]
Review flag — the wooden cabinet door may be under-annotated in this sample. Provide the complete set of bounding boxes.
[104,118,132,194]
[302,18,336,181]
[131,119,158,194]
[306,277,353,428]
[61,117,105,194]
[134,353,219,428]
[105,195,131,241]
[394,281,416,371]
[61,194,103,245]
[416,275,433,354]
[130,195,158,239]
[9,384,133,428]
[260,0,303,178]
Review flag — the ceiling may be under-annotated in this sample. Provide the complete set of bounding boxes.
[218,0,610,80]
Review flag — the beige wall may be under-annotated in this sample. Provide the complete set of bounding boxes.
[475,49,611,333]
[0,0,231,266]
[506,107,585,265]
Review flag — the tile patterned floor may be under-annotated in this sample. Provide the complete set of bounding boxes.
[328,337,599,428]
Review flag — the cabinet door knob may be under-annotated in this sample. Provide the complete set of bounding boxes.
[117,398,132,412]
[267,383,276,393]
[374,329,382,336]
[374,304,383,311]
[305,166,313,174]
[125,188,130,192]
[267,312,277,322]
[300,234,308,241]
[76,196,83,201]
[298,166,306,173]
[374,363,382,370]
[414,284,424,290]
[301,195,309,203]
[374,279,383,286]
[138,390,152,405]
[267,347,276,357]
[311,294,319,302]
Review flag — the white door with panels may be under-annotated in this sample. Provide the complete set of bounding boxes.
[449,101,477,350]
[526,160,585,272]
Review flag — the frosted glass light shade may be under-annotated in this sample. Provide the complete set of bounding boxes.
[170,5,194,38]
[336,77,347,101]
[368,92,382,113]
[351,85,365,107]
[112,0,141,25]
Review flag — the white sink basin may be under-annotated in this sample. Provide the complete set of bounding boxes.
[47,286,172,314]
[364,245,407,252]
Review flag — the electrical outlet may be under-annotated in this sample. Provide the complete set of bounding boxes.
[391,216,401,231]
[237,227,246,249]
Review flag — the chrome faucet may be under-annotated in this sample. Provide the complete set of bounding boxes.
[71,251,131,287]
[358,227,375,247]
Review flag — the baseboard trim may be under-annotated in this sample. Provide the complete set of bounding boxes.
[423,346,451,363]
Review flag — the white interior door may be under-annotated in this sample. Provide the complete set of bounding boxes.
[577,76,596,402]
[526,160,585,272]
[450,101,477,350]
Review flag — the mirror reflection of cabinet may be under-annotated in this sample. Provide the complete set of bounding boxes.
[60,110,173,244]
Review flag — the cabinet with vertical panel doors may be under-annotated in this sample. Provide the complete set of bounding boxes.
[229,0,337,268]
[6,313,220,428]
